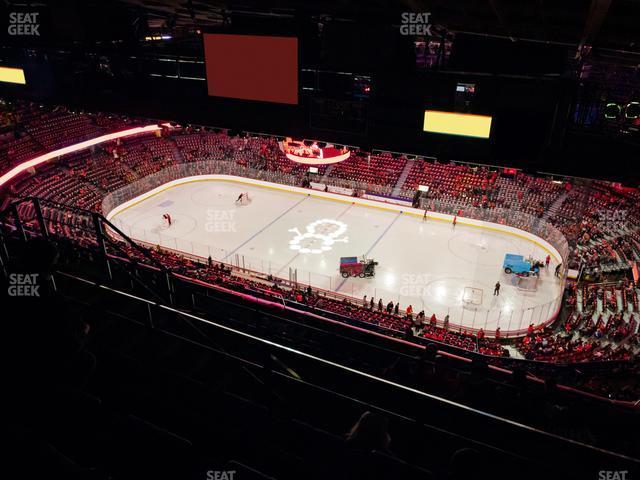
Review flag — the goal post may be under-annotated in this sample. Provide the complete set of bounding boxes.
[515,274,538,292]
[235,192,252,206]
[462,286,484,307]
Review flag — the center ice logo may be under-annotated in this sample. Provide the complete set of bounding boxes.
[288,219,349,254]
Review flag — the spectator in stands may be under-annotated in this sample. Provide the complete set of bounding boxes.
[393,303,399,316]
[362,295,367,308]
[386,301,394,314]
[378,298,383,312]
[477,328,485,340]
[404,324,414,340]
[443,314,450,331]
[495,327,501,339]
[369,297,374,310]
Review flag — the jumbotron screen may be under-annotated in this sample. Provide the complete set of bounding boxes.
[0,66,26,85]
[423,110,492,138]
[203,34,298,105]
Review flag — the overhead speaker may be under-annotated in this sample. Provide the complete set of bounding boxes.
[604,103,621,120]
[625,101,640,119]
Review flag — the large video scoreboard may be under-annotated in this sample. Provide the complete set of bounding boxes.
[423,110,492,139]
[203,34,298,105]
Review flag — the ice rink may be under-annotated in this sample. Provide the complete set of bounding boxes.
[108,178,565,334]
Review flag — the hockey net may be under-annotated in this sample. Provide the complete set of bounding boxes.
[462,287,484,308]
[515,274,538,292]
[236,192,252,206]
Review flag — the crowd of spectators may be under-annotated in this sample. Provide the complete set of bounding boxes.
[551,184,640,272]
[516,281,640,363]
[0,100,143,177]
[106,240,508,357]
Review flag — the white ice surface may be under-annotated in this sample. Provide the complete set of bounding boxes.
[110,180,564,334]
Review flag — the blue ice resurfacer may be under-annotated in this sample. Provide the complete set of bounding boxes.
[503,254,532,275]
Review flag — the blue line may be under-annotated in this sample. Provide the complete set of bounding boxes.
[335,203,355,221]
[223,195,309,261]
[364,211,403,256]
[335,211,403,292]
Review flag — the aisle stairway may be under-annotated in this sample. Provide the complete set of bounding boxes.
[542,191,568,221]
[392,159,415,197]
[168,137,186,163]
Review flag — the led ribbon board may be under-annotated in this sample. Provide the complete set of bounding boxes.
[423,111,492,139]
[0,67,26,85]
[0,125,163,187]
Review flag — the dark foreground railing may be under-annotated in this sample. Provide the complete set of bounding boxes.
[49,269,639,479]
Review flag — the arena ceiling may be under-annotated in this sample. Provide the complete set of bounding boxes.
[4,0,638,60]
[110,0,640,54]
